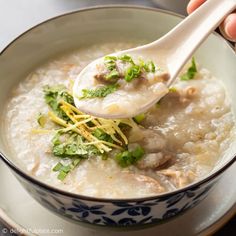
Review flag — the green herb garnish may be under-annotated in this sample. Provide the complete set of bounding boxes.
[169,87,177,93]
[52,132,93,158]
[40,84,139,181]
[180,57,197,81]
[118,54,135,65]
[53,159,81,180]
[105,70,119,80]
[133,113,145,124]
[37,113,47,127]
[43,85,74,121]
[79,84,119,99]
[115,145,145,167]
[143,61,156,73]
[124,65,141,82]
[52,162,63,172]
[92,128,113,143]
[104,56,117,71]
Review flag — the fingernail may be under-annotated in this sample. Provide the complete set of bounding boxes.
[223,15,236,41]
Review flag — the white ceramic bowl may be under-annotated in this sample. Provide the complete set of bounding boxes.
[0,6,235,228]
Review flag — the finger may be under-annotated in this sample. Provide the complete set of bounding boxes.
[220,13,236,41]
[187,0,206,14]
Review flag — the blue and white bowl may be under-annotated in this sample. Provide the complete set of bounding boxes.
[0,6,235,228]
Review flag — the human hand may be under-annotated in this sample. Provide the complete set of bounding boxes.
[187,0,236,42]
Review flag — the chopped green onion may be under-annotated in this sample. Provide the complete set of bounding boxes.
[144,61,156,73]
[180,57,197,81]
[105,69,119,80]
[104,56,117,61]
[124,65,141,82]
[115,145,145,167]
[37,113,47,127]
[118,54,135,65]
[132,145,145,159]
[60,165,71,173]
[57,171,68,181]
[104,56,117,71]
[169,87,177,93]
[52,162,63,172]
[133,113,145,124]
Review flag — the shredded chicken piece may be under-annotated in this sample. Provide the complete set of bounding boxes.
[185,86,197,98]
[159,169,196,188]
[137,152,173,170]
[29,156,40,175]
[151,72,170,83]
[94,64,118,84]
[128,128,166,152]
[127,173,165,193]
[167,86,198,104]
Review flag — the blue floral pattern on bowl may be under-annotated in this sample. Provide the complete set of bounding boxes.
[15,173,218,227]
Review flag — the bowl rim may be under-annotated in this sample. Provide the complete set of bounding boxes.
[0,5,236,203]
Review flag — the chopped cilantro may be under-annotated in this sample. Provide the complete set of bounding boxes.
[92,128,113,143]
[79,84,119,99]
[43,85,74,121]
[52,132,91,158]
[180,57,197,81]
[40,83,135,180]
[115,145,145,167]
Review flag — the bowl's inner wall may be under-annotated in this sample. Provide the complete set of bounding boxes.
[0,7,235,179]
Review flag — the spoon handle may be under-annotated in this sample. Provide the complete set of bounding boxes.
[157,0,236,86]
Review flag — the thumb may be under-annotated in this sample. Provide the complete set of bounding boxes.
[220,13,236,42]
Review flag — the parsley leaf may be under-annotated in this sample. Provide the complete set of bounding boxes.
[180,57,197,81]
[52,132,90,158]
[115,145,145,167]
[79,84,119,99]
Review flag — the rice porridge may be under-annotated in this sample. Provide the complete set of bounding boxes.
[5,42,235,198]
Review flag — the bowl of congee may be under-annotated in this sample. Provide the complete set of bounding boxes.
[0,6,236,228]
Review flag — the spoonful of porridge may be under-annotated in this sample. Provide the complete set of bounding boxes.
[73,0,236,119]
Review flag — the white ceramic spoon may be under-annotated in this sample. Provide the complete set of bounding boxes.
[73,0,236,119]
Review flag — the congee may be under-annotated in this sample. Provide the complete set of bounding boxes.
[5,42,235,198]
[73,52,170,118]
